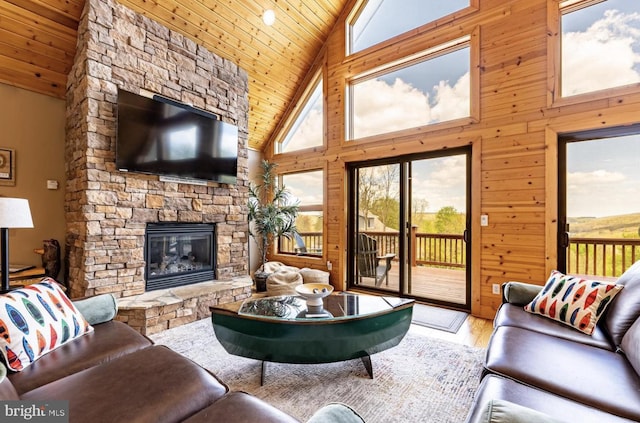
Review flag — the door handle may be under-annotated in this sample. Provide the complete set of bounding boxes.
[463,229,469,243]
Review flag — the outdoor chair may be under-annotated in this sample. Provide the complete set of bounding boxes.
[356,233,395,287]
[293,233,307,254]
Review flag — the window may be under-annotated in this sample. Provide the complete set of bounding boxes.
[347,0,470,55]
[347,37,470,140]
[561,0,640,97]
[278,170,324,256]
[276,75,323,154]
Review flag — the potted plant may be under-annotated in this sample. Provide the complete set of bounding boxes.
[248,160,299,291]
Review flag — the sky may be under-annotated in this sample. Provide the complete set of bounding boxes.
[411,155,467,213]
[567,134,640,218]
[282,170,323,206]
[352,0,470,53]
[352,48,470,139]
[283,0,640,219]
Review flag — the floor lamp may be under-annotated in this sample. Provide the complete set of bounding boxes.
[0,198,34,293]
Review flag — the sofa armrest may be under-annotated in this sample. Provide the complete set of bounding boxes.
[73,294,118,325]
[307,403,365,423]
[502,282,542,305]
[480,399,568,423]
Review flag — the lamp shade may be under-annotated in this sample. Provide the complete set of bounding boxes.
[0,198,34,228]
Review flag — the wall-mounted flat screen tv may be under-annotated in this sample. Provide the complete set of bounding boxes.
[116,89,238,184]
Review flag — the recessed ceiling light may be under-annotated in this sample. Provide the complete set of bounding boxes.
[263,9,276,26]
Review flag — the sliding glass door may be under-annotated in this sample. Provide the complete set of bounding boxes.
[559,126,640,278]
[348,148,471,309]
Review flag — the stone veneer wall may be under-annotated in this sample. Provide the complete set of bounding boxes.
[65,0,249,299]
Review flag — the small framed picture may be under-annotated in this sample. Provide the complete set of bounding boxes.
[0,148,15,186]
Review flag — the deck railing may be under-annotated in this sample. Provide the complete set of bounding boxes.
[365,231,465,269]
[283,231,466,269]
[279,232,323,255]
[283,233,640,277]
[567,237,640,278]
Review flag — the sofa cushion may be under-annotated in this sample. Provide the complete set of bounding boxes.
[464,375,637,423]
[0,279,94,371]
[494,304,613,350]
[182,391,300,423]
[484,326,640,421]
[524,270,622,335]
[0,364,19,401]
[621,316,640,374]
[7,320,152,395]
[73,294,118,325]
[22,345,228,423]
[604,260,640,347]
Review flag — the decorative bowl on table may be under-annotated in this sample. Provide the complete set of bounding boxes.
[295,283,334,307]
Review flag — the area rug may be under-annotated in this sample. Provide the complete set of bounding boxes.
[151,318,484,423]
[411,303,469,333]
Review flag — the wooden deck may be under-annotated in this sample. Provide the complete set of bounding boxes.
[354,265,467,306]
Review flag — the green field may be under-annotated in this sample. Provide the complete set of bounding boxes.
[568,213,640,238]
[566,213,640,277]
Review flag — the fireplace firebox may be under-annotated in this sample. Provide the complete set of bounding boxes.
[145,223,216,291]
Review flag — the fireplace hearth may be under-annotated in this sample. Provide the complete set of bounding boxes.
[145,223,216,291]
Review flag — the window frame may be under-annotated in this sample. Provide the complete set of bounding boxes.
[548,0,640,108]
[345,34,477,142]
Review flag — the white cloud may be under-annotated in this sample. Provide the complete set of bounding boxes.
[353,72,470,139]
[567,170,640,217]
[563,10,640,96]
[430,155,466,182]
[567,169,626,187]
[413,155,467,212]
[430,72,470,122]
[282,108,323,152]
[284,171,323,204]
[353,78,430,138]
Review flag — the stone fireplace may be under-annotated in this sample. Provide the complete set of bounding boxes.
[64,0,252,333]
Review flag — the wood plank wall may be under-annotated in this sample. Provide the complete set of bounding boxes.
[263,0,640,319]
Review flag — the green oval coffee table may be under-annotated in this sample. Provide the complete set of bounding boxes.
[210,292,414,384]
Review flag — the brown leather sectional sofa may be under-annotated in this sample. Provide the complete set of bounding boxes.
[465,260,640,423]
[0,317,300,423]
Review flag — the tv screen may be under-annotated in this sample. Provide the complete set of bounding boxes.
[116,89,238,184]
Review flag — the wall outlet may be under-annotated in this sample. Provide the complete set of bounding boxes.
[480,214,489,226]
[492,284,500,295]
[326,261,332,271]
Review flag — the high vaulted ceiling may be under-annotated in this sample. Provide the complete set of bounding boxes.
[0,0,348,150]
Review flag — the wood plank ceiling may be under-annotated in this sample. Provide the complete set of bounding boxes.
[0,0,348,150]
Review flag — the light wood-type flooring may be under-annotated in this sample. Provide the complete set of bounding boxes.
[410,313,493,349]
